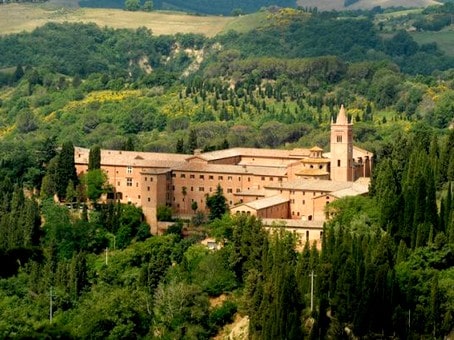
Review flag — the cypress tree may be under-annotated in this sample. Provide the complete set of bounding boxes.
[22,198,41,247]
[188,129,198,154]
[124,136,134,151]
[56,142,78,201]
[88,145,101,171]
[175,138,184,154]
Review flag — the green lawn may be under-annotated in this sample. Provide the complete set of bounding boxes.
[411,29,454,57]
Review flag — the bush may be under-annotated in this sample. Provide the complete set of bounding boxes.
[209,300,237,331]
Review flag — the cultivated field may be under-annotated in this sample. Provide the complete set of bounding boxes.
[0,3,239,37]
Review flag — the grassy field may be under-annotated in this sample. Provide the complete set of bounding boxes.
[223,11,270,33]
[0,3,241,37]
[411,29,454,57]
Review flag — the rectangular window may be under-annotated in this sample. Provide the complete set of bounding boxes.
[209,175,214,180]
[190,174,195,179]
[181,174,186,178]
[228,176,232,181]
[127,166,132,174]
[147,186,150,191]
[145,177,147,181]
[261,176,265,181]
[172,173,176,178]
[303,200,305,205]
[200,175,204,179]
[236,188,241,193]
[148,197,151,202]
[227,188,233,193]
[269,177,273,181]
[218,176,223,180]
[338,159,341,167]
[337,135,342,143]
[199,187,204,192]
[126,178,132,186]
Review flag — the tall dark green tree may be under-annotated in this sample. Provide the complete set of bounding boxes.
[188,129,198,154]
[206,184,227,221]
[56,142,78,201]
[88,145,101,171]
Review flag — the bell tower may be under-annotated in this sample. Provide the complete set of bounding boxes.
[330,105,354,182]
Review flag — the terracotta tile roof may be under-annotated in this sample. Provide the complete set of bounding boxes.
[237,159,297,167]
[75,147,188,168]
[140,169,172,175]
[245,166,287,176]
[300,158,331,164]
[191,147,311,162]
[314,178,370,198]
[234,188,267,196]
[353,146,374,157]
[174,163,248,174]
[174,163,287,176]
[262,219,324,229]
[238,195,289,210]
[296,169,330,176]
[266,179,352,192]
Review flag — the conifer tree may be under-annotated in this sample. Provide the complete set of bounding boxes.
[56,142,78,201]
[175,138,184,154]
[88,145,101,171]
[188,129,197,154]
[206,184,227,221]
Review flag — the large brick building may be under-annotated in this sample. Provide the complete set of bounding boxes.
[75,106,372,245]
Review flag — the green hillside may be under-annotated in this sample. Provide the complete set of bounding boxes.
[0,5,453,339]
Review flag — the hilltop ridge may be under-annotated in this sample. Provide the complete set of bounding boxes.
[296,0,440,11]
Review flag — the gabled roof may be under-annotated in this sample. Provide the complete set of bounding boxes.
[186,147,311,163]
[313,178,370,199]
[237,195,289,210]
[353,146,374,158]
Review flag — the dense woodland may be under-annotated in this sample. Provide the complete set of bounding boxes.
[0,5,453,339]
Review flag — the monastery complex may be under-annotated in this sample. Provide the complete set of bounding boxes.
[75,106,373,246]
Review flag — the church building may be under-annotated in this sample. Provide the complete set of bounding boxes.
[74,106,373,246]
